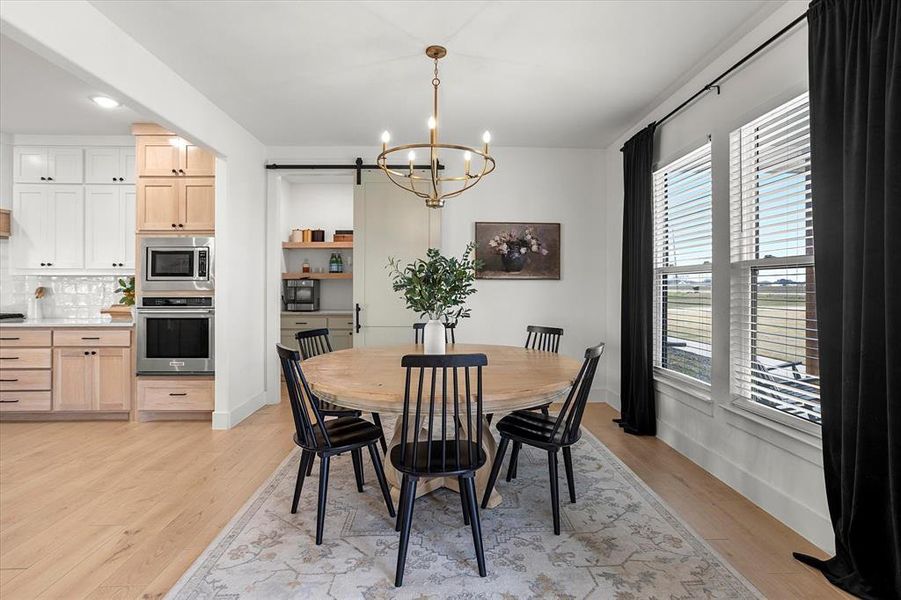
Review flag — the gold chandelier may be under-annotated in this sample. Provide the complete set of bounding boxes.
[377,45,496,208]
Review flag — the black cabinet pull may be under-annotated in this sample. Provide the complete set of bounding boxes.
[112,177,117,182]
[112,263,116,267]
[84,351,89,355]
[118,177,124,181]
[169,392,187,396]
[0,399,19,403]
[0,357,20,360]
[294,322,308,325]
[0,337,20,341]
[171,223,177,228]
[91,351,97,355]
[0,378,18,382]
[178,169,185,174]
[81,337,101,340]
[171,169,178,174]
[355,303,362,333]
[178,224,184,228]
[47,177,53,181]
[40,176,46,181]
[47,262,52,266]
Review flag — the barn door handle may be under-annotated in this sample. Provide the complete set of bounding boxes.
[355,303,362,333]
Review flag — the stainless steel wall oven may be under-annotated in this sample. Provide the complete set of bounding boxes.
[136,296,214,374]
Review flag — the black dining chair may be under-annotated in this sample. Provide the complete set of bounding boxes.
[481,343,604,535]
[412,321,456,344]
[392,353,489,587]
[296,329,388,456]
[276,343,395,545]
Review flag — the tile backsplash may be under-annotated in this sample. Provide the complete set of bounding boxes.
[1,275,127,318]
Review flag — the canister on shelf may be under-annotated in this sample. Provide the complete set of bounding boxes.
[302,229,312,243]
[289,229,303,243]
[311,229,325,242]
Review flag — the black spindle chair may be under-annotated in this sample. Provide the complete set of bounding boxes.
[276,344,395,545]
[525,325,564,353]
[296,329,388,458]
[412,321,457,344]
[481,343,604,535]
[391,353,488,587]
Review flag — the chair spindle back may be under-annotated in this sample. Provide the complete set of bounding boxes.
[295,328,333,360]
[525,325,564,353]
[276,343,331,449]
[549,343,605,444]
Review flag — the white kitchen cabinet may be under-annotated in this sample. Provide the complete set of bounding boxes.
[84,185,135,270]
[12,185,84,270]
[13,147,83,183]
[85,147,136,184]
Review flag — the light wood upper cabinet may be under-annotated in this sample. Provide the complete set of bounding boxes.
[181,178,215,230]
[53,348,93,411]
[85,147,136,184]
[85,185,135,269]
[136,137,180,176]
[137,177,214,232]
[136,136,214,177]
[181,144,215,176]
[14,147,83,183]
[136,178,180,231]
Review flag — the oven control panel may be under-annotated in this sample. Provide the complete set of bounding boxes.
[141,297,213,308]
[198,250,209,279]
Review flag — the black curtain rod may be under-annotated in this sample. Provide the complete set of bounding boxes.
[266,157,443,184]
[654,11,808,128]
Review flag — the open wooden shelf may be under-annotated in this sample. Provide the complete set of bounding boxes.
[282,272,352,280]
[282,241,353,249]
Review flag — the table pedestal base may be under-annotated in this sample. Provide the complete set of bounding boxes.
[383,416,502,509]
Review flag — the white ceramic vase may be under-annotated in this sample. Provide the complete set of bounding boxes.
[423,319,446,354]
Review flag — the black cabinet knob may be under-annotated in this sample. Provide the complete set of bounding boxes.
[171,223,177,228]
[119,177,124,181]
[112,263,116,267]
[84,351,89,356]
[40,177,46,181]
[47,177,53,181]
[171,169,177,174]
[178,169,185,174]
[40,262,46,266]
[112,177,117,182]
[91,351,97,355]
[47,262,52,266]
[178,224,184,228]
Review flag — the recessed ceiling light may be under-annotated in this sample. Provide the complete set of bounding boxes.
[91,96,119,109]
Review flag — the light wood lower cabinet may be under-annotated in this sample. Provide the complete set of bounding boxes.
[280,312,354,354]
[53,347,131,411]
[137,376,213,411]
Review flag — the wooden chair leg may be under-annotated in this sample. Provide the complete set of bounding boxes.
[548,450,560,535]
[315,454,331,545]
[351,449,364,492]
[395,476,418,587]
[292,450,312,514]
[372,412,388,453]
[506,441,521,482]
[481,436,509,508]
[463,476,487,577]
[368,443,395,517]
[459,476,470,525]
[562,446,576,503]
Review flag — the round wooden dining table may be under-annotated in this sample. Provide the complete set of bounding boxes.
[301,343,582,507]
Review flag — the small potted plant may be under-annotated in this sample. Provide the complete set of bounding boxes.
[103,276,135,320]
[489,226,550,272]
[387,244,481,354]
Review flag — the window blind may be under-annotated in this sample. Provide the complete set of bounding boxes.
[652,143,712,384]
[729,92,820,423]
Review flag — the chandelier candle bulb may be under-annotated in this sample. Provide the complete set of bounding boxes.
[376,44,496,208]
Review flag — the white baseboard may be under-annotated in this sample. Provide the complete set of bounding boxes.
[656,419,834,553]
[212,389,268,430]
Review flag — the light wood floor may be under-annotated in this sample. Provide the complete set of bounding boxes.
[0,400,845,599]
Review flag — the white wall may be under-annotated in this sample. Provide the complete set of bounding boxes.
[0,0,269,429]
[603,1,831,552]
[265,145,608,398]
[0,131,12,310]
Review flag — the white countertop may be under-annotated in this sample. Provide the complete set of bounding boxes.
[0,317,134,328]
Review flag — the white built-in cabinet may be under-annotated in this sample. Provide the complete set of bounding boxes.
[12,185,85,270]
[84,186,136,269]
[11,145,136,274]
[13,146,84,183]
[85,147,136,184]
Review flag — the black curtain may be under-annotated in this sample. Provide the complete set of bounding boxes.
[793,1,901,598]
[618,123,657,436]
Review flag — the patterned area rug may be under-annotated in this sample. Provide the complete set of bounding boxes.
[166,424,761,599]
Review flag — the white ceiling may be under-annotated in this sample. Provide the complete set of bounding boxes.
[0,34,146,135]
[6,1,778,147]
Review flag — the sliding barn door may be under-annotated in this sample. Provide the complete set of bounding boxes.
[353,171,441,346]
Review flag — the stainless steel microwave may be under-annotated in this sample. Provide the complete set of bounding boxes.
[141,237,214,292]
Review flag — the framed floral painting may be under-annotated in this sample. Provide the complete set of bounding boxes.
[474,222,561,280]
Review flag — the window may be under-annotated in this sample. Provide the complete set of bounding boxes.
[652,143,713,384]
[730,93,820,424]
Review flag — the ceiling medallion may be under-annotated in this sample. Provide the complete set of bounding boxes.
[377,45,496,208]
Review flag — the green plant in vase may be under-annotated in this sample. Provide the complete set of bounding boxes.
[115,276,136,306]
[387,243,481,353]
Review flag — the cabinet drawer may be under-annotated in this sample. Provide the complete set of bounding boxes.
[0,370,52,391]
[53,329,131,347]
[0,329,52,347]
[0,391,52,411]
[0,348,52,369]
[280,315,327,330]
[138,377,213,411]
[327,316,354,330]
